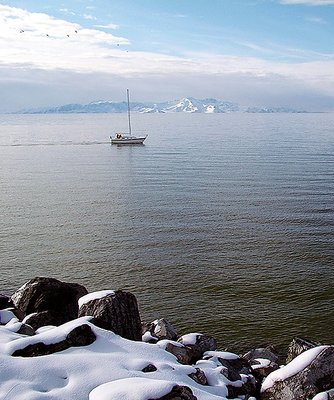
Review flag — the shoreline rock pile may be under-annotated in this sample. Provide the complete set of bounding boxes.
[1,277,334,400]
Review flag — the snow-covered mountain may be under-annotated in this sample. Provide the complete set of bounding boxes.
[156,97,239,113]
[16,97,305,114]
[16,97,240,114]
[246,106,305,113]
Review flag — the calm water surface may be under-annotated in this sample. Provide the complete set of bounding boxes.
[0,112,333,352]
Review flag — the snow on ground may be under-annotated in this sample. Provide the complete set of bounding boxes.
[0,317,232,400]
[0,309,17,324]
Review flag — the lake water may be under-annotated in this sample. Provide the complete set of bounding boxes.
[0,112,333,353]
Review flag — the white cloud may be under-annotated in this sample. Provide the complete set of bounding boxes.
[0,5,333,111]
[59,8,76,16]
[0,5,129,72]
[94,23,120,30]
[83,14,97,21]
[304,15,327,23]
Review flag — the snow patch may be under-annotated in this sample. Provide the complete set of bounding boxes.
[0,310,17,325]
[179,333,202,345]
[78,290,115,308]
[251,358,272,370]
[89,377,175,400]
[204,350,240,360]
[142,331,158,343]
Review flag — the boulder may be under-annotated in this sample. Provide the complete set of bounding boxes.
[250,358,279,381]
[150,385,197,400]
[0,294,13,309]
[203,351,258,398]
[243,346,279,364]
[12,323,96,357]
[188,368,208,385]
[78,290,142,341]
[226,375,257,399]
[16,323,35,336]
[178,333,217,363]
[261,346,334,400]
[243,346,280,381]
[164,342,192,365]
[24,310,67,330]
[11,277,88,326]
[286,337,321,364]
[143,318,178,341]
[218,356,253,376]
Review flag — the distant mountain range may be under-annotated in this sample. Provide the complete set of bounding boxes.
[15,97,306,114]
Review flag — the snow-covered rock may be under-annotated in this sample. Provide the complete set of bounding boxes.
[11,277,88,328]
[78,290,142,341]
[261,346,334,399]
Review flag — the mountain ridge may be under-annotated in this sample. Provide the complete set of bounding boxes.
[15,97,306,114]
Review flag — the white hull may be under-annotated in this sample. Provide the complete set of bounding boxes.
[110,135,147,145]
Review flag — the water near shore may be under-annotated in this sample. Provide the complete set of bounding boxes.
[0,112,333,351]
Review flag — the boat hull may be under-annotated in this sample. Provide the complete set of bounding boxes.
[110,135,147,145]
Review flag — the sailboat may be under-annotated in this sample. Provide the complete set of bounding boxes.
[110,89,147,145]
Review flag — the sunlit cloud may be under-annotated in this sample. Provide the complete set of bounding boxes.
[0,5,333,111]
[0,5,129,72]
[0,4,333,84]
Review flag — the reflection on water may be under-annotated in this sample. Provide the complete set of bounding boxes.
[0,112,333,351]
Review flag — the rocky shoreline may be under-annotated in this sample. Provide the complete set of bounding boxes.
[1,277,333,400]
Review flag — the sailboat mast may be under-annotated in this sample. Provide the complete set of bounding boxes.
[127,89,132,136]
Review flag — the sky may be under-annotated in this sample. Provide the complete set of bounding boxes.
[0,0,334,112]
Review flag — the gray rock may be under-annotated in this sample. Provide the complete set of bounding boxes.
[24,310,67,330]
[218,356,253,376]
[143,318,178,341]
[16,323,35,336]
[0,294,13,309]
[188,368,208,385]
[11,277,88,325]
[286,337,321,364]
[165,342,192,365]
[78,290,142,341]
[149,385,197,400]
[243,346,279,364]
[261,346,334,400]
[250,359,279,380]
[243,346,280,381]
[178,334,217,363]
[227,374,257,399]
